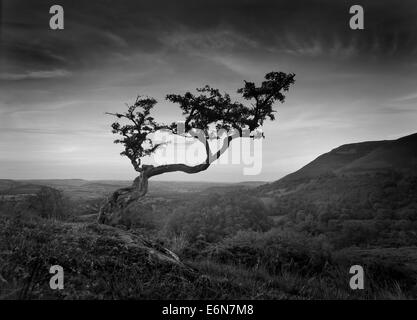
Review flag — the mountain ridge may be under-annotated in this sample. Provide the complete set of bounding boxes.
[268,132,417,188]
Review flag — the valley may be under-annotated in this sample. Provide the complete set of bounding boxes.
[1,132,417,299]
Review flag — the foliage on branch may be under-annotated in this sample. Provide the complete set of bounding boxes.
[108,71,295,172]
[107,97,165,171]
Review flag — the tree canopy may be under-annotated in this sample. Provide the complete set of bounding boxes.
[107,71,295,175]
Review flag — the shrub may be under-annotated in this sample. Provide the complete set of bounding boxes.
[164,193,272,243]
[204,228,331,276]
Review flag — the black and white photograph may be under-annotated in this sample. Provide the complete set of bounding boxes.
[1,0,417,308]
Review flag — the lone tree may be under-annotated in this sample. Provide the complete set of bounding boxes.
[98,71,295,224]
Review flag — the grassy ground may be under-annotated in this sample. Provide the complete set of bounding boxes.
[0,217,217,299]
[1,216,416,299]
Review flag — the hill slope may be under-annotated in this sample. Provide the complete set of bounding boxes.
[256,133,417,248]
[264,132,417,190]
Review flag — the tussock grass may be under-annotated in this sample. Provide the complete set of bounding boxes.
[1,217,415,300]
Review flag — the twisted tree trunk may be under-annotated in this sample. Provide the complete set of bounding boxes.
[97,134,238,225]
[97,171,149,225]
[97,162,210,225]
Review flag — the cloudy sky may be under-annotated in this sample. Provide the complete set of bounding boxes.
[1,0,417,181]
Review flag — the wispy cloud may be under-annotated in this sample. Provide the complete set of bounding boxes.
[0,69,71,81]
[1,0,417,181]
[0,127,104,136]
[393,92,417,102]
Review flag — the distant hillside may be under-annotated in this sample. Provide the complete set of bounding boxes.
[255,133,417,248]
[0,179,263,201]
[340,133,417,175]
[202,181,266,194]
[0,180,18,192]
[17,179,88,187]
[0,183,49,195]
[265,132,417,189]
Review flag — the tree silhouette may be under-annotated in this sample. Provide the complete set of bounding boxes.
[98,71,295,224]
